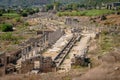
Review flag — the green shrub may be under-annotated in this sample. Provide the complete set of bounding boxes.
[21,12,28,17]
[29,10,35,15]
[15,17,21,22]
[1,23,13,32]
[24,22,29,26]
[0,13,2,16]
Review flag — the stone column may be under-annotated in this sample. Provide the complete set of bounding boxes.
[26,47,29,53]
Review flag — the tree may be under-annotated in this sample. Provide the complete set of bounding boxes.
[1,23,13,32]
[0,9,5,13]
[46,4,54,11]
[65,4,72,10]
[53,2,61,10]
[72,3,78,10]
[35,8,39,13]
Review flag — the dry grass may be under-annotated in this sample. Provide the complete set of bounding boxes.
[95,14,120,26]
[74,50,120,80]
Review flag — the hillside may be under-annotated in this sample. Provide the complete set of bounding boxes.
[0,0,119,7]
[0,0,52,7]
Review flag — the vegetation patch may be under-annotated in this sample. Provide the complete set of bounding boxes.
[98,28,120,55]
[0,32,24,45]
[0,23,13,32]
[0,33,17,41]
[57,9,114,16]
[3,13,20,18]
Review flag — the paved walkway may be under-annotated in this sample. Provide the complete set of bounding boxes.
[43,34,73,60]
[59,32,96,72]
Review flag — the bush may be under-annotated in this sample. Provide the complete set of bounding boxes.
[0,13,2,16]
[116,11,120,15]
[24,22,29,26]
[1,23,13,32]
[15,17,21,22]
[29,10,35,15]
[21,12,28,17]
[100,15,107,21]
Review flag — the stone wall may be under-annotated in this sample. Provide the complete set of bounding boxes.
[48,29,64,45]
[40,57,55,72]
[106,2,120,10]
[65,18,79,27]
[6,49,21,64]
[20,56,55,74]
[71,56,90,67]
[20,59,34,74]
[0,52,6,76]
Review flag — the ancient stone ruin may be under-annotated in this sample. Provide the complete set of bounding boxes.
[0,29,64,76]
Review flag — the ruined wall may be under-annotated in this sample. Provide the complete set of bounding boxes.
[6,49,21,64]
[0,67,5,76]
[65,18,78,27]
[71,56,90,67]
[20,59,34,74]
[0,29,64,75]
[0,53,6,76]
[20,34,47,61]
[20,56,55,73]
[9,29,64,61]
[40,57,54,72]
[48,29,64,45]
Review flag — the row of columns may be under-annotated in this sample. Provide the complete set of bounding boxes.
[21,33,48,61]
[20,29,64,61]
